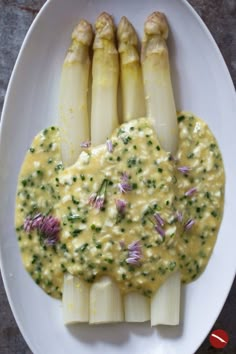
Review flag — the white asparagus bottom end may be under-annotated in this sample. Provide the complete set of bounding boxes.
[151,271,181,326]
[124,292,150,322]
[63,274,90,324]
[89,276,124,324]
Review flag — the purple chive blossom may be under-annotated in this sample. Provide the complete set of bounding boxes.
[176,211,183,223]
[38,215,60,245]
[148,212,166,238]
[24,216,35,232]
[24,213,45,232]
[154,223,165,238]
[154,212,165,227]
[177,166,191,174]
[88,193,97,205]
[185,187,197,197]
[126,240,142,265]
[23,218,32,233]
[31,214,44,228]
[24,214,60,245]
[95,195,105,209]
[184,218,195,231]
[118,172,132,193]
[116,199,127,215]
[80,141,91,148]
[128,240,141,252]
[106,139,113,153]
[89,193,105,209]
[88,179,108,210]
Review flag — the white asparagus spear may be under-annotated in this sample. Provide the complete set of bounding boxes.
[142,12,178,154]
[63,274,90,324]
[142,12,181,326]
[90,276,124,324]
[117,16,145,121]
[89,13,123,324]
[90,12,119,145]
[151,272,181,326]
[124,292,150,322]
[60,20,93,324]
[117,16,149,322]
[59,20,93,167]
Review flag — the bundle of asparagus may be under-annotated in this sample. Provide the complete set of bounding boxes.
[60,12,180,326]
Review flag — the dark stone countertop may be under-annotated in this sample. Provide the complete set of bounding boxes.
[0,1,235,353]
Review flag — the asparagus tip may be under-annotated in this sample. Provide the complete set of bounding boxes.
[95,12,115,40]
[72,19,93,46]
[117,16,138,50]
[144,12,169,39]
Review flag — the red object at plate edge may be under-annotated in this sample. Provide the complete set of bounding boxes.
[209,329,229,349]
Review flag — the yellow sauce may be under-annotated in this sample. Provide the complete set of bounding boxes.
[15,113,225,298]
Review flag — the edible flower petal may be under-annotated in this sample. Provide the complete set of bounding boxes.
[80,141,91,148]
[128,240,141,252]
[185,187,197,197]
[118,172,132,193]
[184,218,195,231]
[154,223,165,237]
[24,213,43,232]
[95,194,105,209]
[88,193,97,205]
[126,240,142,265]
[39,215,60,245]
[24,214,60,245]
[177,166,191,174]
[106,139,113,153]
[116,199,127,214]
[88,179,108,210]
[154,212,165,227]
[176,211,183,222]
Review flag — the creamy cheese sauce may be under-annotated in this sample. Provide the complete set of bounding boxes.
[15,113,225,299]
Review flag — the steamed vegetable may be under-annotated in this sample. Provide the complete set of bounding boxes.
[141,11,178,154]
[90,276,124,324]
[61,12,180,326]
[118,16,149,322]
[124,292,150,322]
[90,12,119,145]
[60,19,93,324]
[63,274,90,324]
[142,11,180,326]
[59,19,93,166]
[117,16,145,121]
[151,272,181,326]
[89,12,123,324]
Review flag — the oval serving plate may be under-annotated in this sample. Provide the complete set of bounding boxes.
[0,0,236,353]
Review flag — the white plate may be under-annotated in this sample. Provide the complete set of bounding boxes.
[0,0,235,353]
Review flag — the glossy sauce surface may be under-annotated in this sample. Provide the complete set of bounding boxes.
[15,113,225,298]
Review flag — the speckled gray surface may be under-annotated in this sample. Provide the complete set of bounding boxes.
[0,1,235,353]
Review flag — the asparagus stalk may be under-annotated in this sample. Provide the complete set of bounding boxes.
[89,13,123,324]
[90,276,124,324]
[142,12,180,326]
[124,292,150,322]
[59,20,93,167]
[60,20,93,324]
[141,11,178,154]
[151,272,181,326]
[63,274,90,324]
[117,16,149,322]
[90,12,119,145]
[117,16,145,121]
